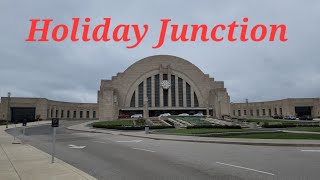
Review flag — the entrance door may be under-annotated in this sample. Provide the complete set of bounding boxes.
[11,107,36,123]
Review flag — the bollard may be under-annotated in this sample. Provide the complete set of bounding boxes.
[145,125,149,134]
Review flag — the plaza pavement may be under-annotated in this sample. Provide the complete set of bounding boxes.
[68,120,320,147]
[0,121,97,180]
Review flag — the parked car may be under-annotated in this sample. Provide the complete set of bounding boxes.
[299,115,313,120]
[131,114,143,118]
[273,115,283,119]
[118,114,130,119]
[284,115,296,120]
[178,113,189,116]
[193,113,204,116]
[159,113,171,117]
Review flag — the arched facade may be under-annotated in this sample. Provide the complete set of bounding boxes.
[98,55,231,120]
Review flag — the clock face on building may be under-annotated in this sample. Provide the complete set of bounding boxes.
[161,80,171,89]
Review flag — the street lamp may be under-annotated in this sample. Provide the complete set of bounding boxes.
[6,92,11,128]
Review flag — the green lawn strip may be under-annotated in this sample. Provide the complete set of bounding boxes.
[286,127,320,132]
[157,128,253,134]
[218,132,320,140]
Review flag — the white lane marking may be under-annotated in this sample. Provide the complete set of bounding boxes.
[301,150,320,152]
[93,141,107,144]
[132,148,155,153]
[116,140,143,143]
[68,144,86,149]
[216,162,275,176]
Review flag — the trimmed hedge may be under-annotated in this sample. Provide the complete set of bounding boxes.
[186,125,242,129]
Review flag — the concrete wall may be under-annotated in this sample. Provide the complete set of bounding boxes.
[231,98,320,118]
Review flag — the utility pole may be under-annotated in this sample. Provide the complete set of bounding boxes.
[6,92,11,128]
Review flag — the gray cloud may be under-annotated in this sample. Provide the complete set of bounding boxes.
[0,0,319,103]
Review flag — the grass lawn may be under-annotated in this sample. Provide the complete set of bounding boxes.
[287,127,320,132]
[219,132,320,140]
[157,128,253,134]
[92,120,134,127]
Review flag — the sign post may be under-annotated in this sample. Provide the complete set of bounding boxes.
[51,118,59,163]
[12,120,20,144]
[22,118,27,144]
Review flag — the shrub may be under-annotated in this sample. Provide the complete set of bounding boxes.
[187,125,241,129]
[262,124,296,128]
[149,126,174,129]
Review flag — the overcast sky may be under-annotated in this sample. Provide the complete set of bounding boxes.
[0,0,319,103]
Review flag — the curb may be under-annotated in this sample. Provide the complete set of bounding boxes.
[66,124,320,147]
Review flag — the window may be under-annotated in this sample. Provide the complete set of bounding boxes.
[171,75,176,107]
[61,110,64,118]
[93,111,96,118]
[280,108,282,115]
[262,109,266,116]
[155,74,160,107]
[138,82,144,107]
[73,111,76,118]
[256,109,260,116]
[163,74,167,80]
[178,78,183,107]
[147,77,151,107]
[194,92,199,107]
[238,110,241,116]
[67,110,70,118]
[269,109,272,116]
[186,82,191,107]
[80,111,83,118]
[51,109,53,118]
[163,89,168,106]
[56,110,58,118]
[130,92,135,107]
[86,111,90,118]
[47,109,49,118]
[244,110,247,116]
[274,108,277,115]
[233,110,236,116]
[250,109,253,116]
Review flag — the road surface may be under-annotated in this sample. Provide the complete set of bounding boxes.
[6,121,320,180]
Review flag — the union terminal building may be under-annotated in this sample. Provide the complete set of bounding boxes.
[0,55,319,122]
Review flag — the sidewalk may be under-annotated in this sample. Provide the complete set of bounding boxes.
[68,121,320,147]
[0,121,97,180]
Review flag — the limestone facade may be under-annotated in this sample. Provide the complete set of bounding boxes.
[0,97,98,121]
[231,98,320,118]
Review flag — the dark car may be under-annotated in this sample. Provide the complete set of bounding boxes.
[299,115,313,120]
[273,115,283,119]
[118,114,130,119]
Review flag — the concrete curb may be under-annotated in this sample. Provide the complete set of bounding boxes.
[1,121,97,180]
[67,122,320,147]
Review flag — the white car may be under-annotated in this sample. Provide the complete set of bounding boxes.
[159,113,171,117]
[178,113,189,116]
[193,113,204,116]
[131,114,143,118]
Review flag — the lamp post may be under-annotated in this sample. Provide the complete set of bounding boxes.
[6,92,11,128]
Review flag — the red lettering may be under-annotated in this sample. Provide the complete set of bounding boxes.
[25,19,53,42]
[211,24,226,41]
[190,25,209,41]
[251,24,267,41]
[269,24,288,41]
[52,24,68,41]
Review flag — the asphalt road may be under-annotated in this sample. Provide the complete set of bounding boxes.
[6,121,320,180]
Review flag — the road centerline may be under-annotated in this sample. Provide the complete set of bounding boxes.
[216,162,275,176]
[132,148,155,153]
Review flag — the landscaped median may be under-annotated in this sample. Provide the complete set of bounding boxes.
[91,119,174,130]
